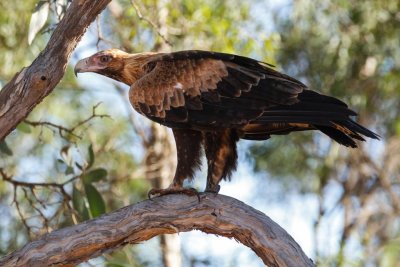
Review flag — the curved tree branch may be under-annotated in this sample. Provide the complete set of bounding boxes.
[0,0,111,141]
[0,194,315,267]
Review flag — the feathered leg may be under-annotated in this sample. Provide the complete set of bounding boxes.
[203,129,239,193]
[148,129,203,198]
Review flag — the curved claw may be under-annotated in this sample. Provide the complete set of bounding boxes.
[148,187,200,202]
[147,189,156,200]
[205,184,220,194]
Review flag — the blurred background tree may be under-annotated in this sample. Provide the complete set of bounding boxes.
[0,0,398,266]
[250,1,400,266]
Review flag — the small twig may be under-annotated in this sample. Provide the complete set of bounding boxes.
[12,187,32,237]
[130,0,172,47]
[1,169,79,189]
[24,119,80,139]
[22,188,50,232]
[0,168,81,236]
[24,103,110,141]
[41,24,59,35]
[94,13,119,49]
[71,102,110,131]
[96,16,102,50]
[29,187,47,210]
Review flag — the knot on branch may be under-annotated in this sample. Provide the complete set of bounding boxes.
[31,72,50,91]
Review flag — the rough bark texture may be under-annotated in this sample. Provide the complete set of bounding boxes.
[0,0,111,141]
[0,193,315,267]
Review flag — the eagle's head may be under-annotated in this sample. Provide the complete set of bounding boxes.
[74,49,157,85]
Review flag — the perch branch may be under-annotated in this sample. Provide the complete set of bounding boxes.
[0,0,111,141]
[0,193,315,267]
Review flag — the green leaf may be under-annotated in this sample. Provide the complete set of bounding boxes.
[17,122,31,133]
[65,166,74,175]
[72,185,89,221]
[395,119,400,136]
[84,184,106,218]
[82,168,107,185]
[87,144,95,169]
[28,1,49,45]
[0,141,13,156]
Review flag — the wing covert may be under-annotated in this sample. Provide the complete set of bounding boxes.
[129,50,307,128]
[129,57,228,118]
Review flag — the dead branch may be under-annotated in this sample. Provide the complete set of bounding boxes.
[24,102,110,140]
[0,193,315,267]
[130,0,172,47]
[0,0,111,141]
[0,168,79,190]
[0,168,79,236]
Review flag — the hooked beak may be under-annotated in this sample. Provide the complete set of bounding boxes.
[74,57,97,77]
[74,58,87,77]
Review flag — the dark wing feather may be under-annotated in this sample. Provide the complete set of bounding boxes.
[129,50,306,129]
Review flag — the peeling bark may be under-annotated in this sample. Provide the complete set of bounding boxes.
[0,194,315,267]
[0,0,111,141]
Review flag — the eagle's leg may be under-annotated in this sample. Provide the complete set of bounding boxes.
[148,129,203,199]
[203,129,239,193]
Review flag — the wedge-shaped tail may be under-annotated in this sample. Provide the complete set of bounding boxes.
[242,90,379,147]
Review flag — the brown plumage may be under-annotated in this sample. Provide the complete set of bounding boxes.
[75,49,379,194]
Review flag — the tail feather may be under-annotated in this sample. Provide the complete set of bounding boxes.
[241,90,379,147]
[314,125,358,148]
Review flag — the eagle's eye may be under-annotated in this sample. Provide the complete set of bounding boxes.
[100,55,112,63]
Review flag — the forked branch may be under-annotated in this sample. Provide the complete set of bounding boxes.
[0,194,315,267]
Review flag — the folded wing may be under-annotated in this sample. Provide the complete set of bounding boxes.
[129,50,306,127]
[129,50,379,147]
